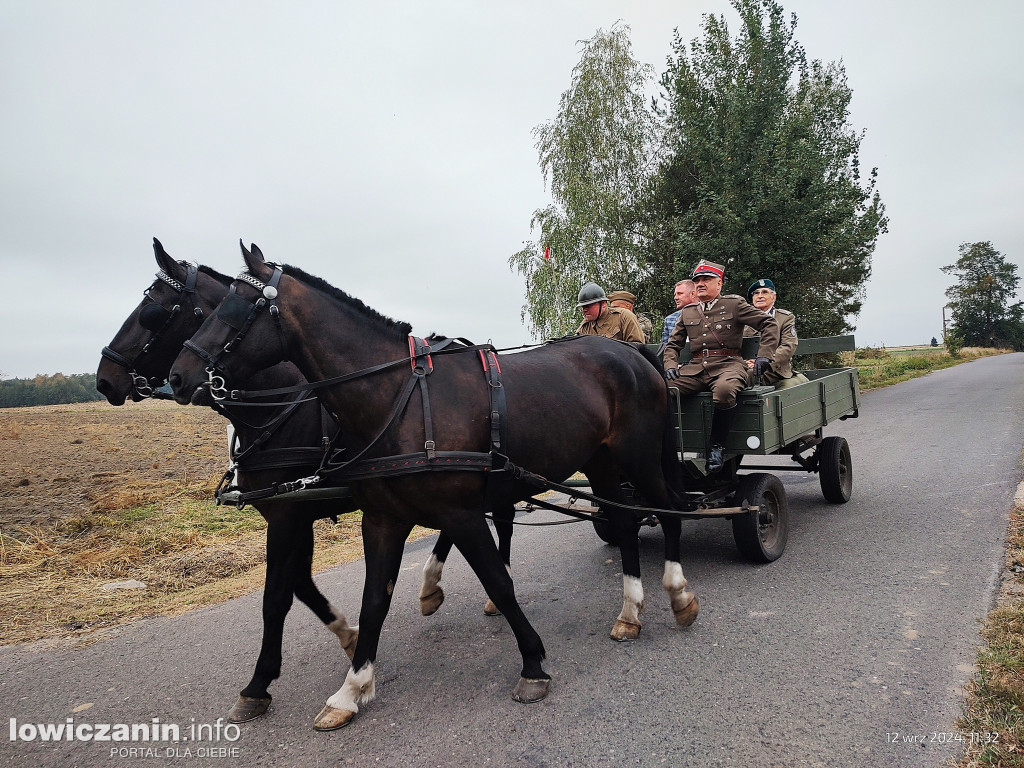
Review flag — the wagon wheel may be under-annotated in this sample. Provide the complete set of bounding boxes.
[731,473,789,563]
[592,515,618,546]
[818,436,853,503]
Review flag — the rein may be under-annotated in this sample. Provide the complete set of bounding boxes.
[101,264,202,399]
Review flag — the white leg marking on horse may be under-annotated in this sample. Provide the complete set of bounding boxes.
[663,560,697,623]
[325,662,376,714]
[662,561,688,595]
[327,604,358,658]
[420,553,444,598]
[617,575,644,625]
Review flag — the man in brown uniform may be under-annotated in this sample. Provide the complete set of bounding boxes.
[663,260,780,472]
[575,282,645,342]
[607,290,654,343]
[743,278,808,388]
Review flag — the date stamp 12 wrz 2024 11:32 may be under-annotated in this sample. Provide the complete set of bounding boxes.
[887,732,1000,746]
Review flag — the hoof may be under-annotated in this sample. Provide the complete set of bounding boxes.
[512,676,550,703]
[483,598,502,616]
[610,619,641,642]
[673,596,700,627]
[420,587,444,616]
[313,704,356,731]
[226,695,271,723]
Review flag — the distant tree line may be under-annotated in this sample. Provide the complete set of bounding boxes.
[0,373,105,408]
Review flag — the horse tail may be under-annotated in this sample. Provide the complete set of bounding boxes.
[629,343,688,506]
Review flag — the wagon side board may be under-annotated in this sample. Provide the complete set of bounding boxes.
[669,367,860,457]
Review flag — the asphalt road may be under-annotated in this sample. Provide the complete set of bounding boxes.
[2,353,1022,768]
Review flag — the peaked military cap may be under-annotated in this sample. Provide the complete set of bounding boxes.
[692,259,725,279]
[607,290,637,304]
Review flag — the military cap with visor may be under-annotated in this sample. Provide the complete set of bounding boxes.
[607,290,637,304]
[692,259,725,279]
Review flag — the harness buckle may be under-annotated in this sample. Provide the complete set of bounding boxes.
[424,440,436,460]
[206,368,228,401]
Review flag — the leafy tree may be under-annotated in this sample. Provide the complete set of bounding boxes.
[942,241,1024,350]
[654,0,887,336]
[509,24,664,338]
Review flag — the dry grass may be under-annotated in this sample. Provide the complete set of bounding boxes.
[852,346,1011,392]
[954,481,1024,767]
[0,400,432,647]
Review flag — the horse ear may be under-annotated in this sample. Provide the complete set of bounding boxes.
[241,240,269,277]
[153,237,182,278]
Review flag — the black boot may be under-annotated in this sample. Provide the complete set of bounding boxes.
[706,405,737,474]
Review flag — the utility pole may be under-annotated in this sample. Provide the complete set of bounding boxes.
[942,304,950,341]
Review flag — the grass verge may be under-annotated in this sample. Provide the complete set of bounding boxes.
[954,481,1024,767]
[848,345,1010,392]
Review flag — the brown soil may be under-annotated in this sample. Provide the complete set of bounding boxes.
[0,400,225,528]
[0,400,380,647]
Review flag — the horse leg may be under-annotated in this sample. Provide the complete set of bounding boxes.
[658,514,699,627]
[444,512,550,703]
[229,516,299,723]
[313,513,413,732]
[289,516,358,659]
[483,504,515,616]
[613,436,700,630]
[419,533,452,616]
[586,458,644,642]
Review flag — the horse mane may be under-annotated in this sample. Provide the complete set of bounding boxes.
[281,264,413,339]
[196,264,233,285]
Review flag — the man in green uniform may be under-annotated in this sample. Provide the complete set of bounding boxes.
[663,261,780,472]
[607,290,654,343]
[575,283,645,342]
[743,278,808,388]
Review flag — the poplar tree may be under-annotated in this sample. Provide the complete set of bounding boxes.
[655,0,886,336]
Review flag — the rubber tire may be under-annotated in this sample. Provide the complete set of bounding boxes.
[818,436,853,503]
[592,517,618,546]
[731,473,789,563]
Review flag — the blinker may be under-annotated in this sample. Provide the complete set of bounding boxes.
[139,302,173,332]
[217,293,255,330]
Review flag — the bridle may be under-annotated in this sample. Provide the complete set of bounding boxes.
[101,263,202,399]
[181,266,285,401]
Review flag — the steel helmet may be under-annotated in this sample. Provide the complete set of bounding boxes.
[576,282,607,307]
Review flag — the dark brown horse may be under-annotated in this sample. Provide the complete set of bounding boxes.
[96,239,361,723]
[167,243,699,731]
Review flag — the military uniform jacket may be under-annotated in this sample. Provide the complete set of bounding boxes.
[575,306,644,343]
[663,295,780,374]
[743,307,796,379]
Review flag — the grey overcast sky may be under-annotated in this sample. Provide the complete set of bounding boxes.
[2,0,1022,379]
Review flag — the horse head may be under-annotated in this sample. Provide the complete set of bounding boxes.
[97,238,231,405]
[167,242,293,405]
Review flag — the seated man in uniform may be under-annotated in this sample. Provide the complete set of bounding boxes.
[575,282,645,343]
[661,279,698,346]
[743,278,809,389]
[663,261,780,473]
[607,290,654,343]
